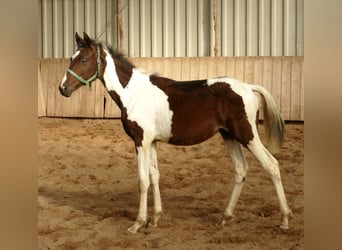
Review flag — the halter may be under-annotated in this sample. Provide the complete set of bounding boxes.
[67,45,101,91]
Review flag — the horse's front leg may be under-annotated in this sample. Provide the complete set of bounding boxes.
[148,142,162,227]
[128,145,151,233]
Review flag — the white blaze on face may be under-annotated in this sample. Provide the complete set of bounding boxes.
[60,50,81,90]
[71,50,80,61]
[60,73,67,90]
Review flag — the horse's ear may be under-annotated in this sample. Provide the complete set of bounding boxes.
[75,32,86,48]
[83,32,92,47]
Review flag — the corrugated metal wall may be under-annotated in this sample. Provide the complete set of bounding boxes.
[38,0,304,58]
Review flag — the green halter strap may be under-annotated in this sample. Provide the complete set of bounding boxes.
[67,45,101,91]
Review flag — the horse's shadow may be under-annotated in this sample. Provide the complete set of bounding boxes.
[38,185,139,221]
[38,183,224,226]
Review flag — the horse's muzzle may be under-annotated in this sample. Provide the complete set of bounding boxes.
[59,84,72,97]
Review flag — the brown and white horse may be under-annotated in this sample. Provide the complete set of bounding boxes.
[59,32,292,233]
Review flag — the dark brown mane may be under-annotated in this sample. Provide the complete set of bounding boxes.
[95,41,135,70]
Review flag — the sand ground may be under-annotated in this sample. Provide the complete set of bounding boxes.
[38,118,304,249]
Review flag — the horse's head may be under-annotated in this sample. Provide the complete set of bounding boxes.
[59,32,102,97]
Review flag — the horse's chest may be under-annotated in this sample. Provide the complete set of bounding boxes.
[123,83,174,142]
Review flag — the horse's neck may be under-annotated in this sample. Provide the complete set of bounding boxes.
[101,50,149,109]
[102,50,133,97]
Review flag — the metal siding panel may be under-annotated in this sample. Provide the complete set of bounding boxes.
[186,0,198,56]
[271,0,284,56]
[163,0,175,57]
[63,0,74,57]
[296,0,304,56]
[198,0,210,56]
[95,0,107,40]
[234,0,246,56]
[175,0,186,56]
[259,0,271,56]
[74,0,85,36]
[52,0,64,58]
[140,0,152,57]
[38,0,304,58]
[221,0,234,56]
[42,0,53,58]
[284,0,296,56]
[247,0,258,56]
[152,0,163,57]
[122,0,129,55]
[38,0,42,58]
[106,0,113,47]
[85,0,96,38]
[128,0,140,57]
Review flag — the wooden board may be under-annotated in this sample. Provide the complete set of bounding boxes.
[38,61,46,117]
[281,57,292,120]
[38,56,304,121]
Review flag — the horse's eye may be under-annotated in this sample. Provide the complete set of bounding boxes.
[81,58,87,64]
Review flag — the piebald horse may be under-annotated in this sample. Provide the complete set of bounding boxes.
[59,33,292,233]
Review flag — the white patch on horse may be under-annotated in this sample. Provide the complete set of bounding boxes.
[102,50,124,96]
[122,68,174,144]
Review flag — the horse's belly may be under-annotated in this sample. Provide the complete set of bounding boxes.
[168,119,219,146]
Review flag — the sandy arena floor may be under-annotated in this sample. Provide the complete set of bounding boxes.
[38,118,303,249]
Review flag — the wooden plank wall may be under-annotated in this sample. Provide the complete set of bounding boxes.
[38,56,304,121]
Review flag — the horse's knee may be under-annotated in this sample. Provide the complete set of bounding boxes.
[150,175,159,186]
[139,179,150,193]
[149,167,160,185]
[234,172,247,184]
[233,163,248,184]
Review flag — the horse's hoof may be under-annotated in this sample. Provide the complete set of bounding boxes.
[148,221,158,228]
[128,221,144,234]
[127,226,138,234]
[279,210,292,230]
[216,214,233,227]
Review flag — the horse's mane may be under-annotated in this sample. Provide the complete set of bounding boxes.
[94,40,135,70]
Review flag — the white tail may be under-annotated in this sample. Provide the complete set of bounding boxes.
[251,85,285,153]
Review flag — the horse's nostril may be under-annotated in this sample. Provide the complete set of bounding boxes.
[59,84,66,96]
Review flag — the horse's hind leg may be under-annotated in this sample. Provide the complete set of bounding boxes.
[219,131,249,226]
[247,133,292,229]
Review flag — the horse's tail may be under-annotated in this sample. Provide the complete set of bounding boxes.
[251,85,285,153]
